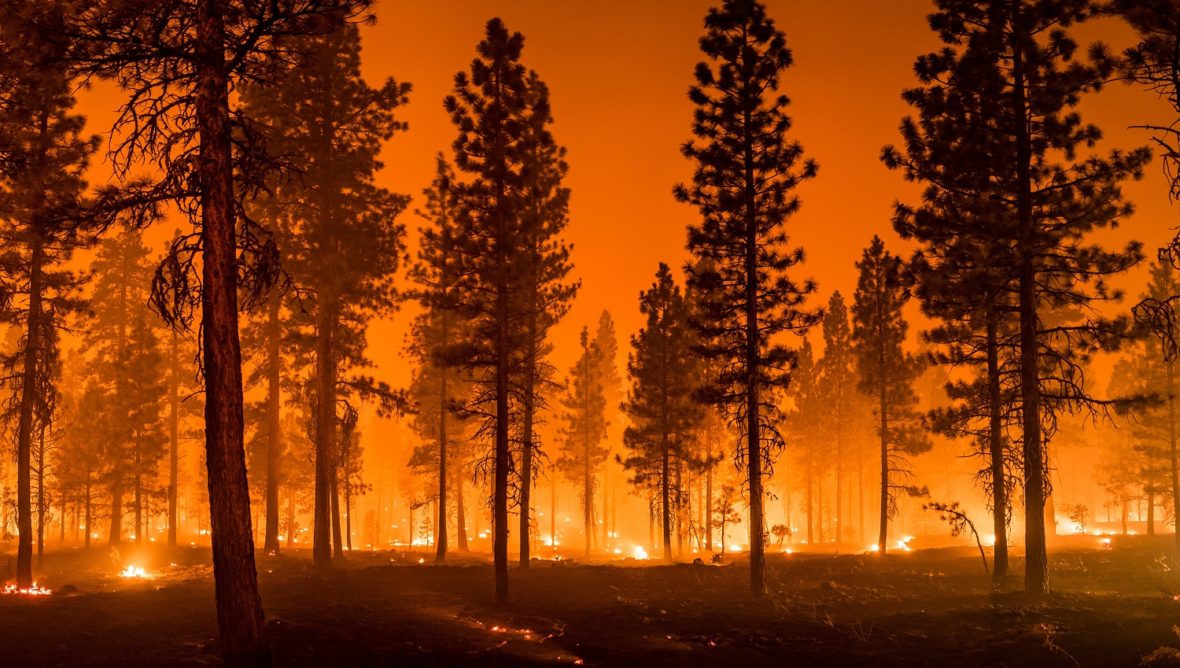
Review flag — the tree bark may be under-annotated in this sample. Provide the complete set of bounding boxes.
[1010,7,1048,595]
[986,311,1009,578]
[194,0,270,660]
[15,235,43,588]
[263,291,282,554]
[168,331,181,546]
[313,299,337,568]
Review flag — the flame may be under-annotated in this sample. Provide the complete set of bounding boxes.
[120,565,148,579]
[2,582,52,596]
[631,546,649,560]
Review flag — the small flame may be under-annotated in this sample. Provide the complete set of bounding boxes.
[2,582,52,596]
[120,566,148,579]
[631,546,648,560]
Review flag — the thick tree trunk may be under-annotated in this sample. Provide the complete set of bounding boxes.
[986,313,1009,578]
[15,236,43,588]
[169,331,180,546]
[313,301,337,568]
[744,177,766,596]
[492,165,510,605]
[194,0,269,661]
[264,292,282,554]
[1011,16,1048,596]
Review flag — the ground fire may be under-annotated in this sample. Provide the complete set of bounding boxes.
[0,0,1179,666]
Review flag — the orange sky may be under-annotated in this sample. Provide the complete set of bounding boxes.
[71,1,1177,519]
[52,0,1180,548]
[351,0,1175,390]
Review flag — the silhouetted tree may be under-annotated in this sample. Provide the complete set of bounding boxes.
[675,0,820,596]
[515,72,576,566]
[557,328,610,556]
[443,18,533,603]
[852,236,930,555]
[46,1,384,657]
[0,14,102,589]
[883,0,1147,594]
[620,264,702,561]
[241,24,409,569]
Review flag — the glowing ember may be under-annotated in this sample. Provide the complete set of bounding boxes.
[417,558,425,564]
[631,546,649,560]
[120,566,148,579]
[2,582,52,596]
[1100,537,1113,550]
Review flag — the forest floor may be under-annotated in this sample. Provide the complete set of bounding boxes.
[1,536,1179,666]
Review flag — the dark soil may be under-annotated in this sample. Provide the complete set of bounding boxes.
[1,536,1178,666]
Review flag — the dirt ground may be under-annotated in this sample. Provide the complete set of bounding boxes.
[2,537,1179,666]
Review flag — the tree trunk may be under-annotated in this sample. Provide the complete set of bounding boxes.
[584,440,593,557]
[169,331,181,546]
[986,312,1009,577]
[456,470,468,551]
[313,299,337,568]
[263,292,282,554]
[109,481,123,547]
[15,235,44,588]
[492,165,510,606]
[739,62,769,594]
[705,461,713,552]
[330,466,344,559]
[1169,360,1179,552]
[36,427,45,567]
[437,341,449,564]
[194,0,269,660]
[1011,14,1048,595]
[661,438,672,561]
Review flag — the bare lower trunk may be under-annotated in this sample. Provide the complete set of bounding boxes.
[169,331,181,546]
[264,293,282,554]
[313,301,337,568]
[195,1,269,659]
[661,440,672,561]
[1012,20,1047,595]
[16,236,43,588]
[456,470,468,551]
[331,467,344,559]
[986,314,1009,578]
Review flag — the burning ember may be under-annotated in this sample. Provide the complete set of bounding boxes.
[2,582,52,596]
[631,546,649,560]
[119,565,149,579]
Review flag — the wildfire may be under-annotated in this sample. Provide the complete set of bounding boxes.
[119,565,149,579]
[631,546,649,560]
[1100,537,1113,550]
[896,536,914,552]
[2,582,52,596]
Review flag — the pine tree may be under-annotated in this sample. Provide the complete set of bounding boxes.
[241,24,409,569]
[817,291,862,545]
[784,338,826,545]
[883,0,1148,594]
[443,17,532,603]
[47,1,382,655]
[620,264,702,561]
[83,225,167,547]
[852,236,930,555]
[515,72,577,566]
[675,0,821,596]
[0,12,102,589]
[557,328,609,556]
[1109,261,1180,541]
